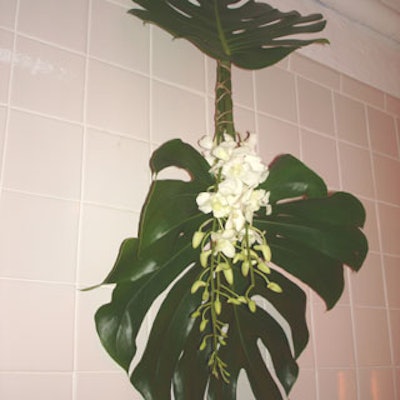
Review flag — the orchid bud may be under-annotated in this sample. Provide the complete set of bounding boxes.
[223,267,234,285]
[241,260,250,277]
[200,249,212,268]
[254,243,272,262]
[191,280,206,294]
[257,262,271,274]
[214,299,222,315]
[192,231,205,248]
[248,300,256,313]
[267,282,283,293]
[200,319,208,332]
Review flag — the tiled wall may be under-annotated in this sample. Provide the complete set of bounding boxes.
[0,1,399,399]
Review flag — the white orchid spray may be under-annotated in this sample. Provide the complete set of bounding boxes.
[190,133,282,381]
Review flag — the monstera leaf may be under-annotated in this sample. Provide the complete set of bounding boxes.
[95,140,367,399]
[129,0,328,69]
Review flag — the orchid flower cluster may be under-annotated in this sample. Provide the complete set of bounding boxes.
[190,133,282,381]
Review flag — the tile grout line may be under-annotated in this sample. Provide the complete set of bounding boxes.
[293,72,320,400]
[332,85,362,399]
[364,101,398,399]
[72,1,93,398]
[0,0,20,196]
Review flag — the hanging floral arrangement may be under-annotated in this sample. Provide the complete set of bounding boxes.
[90,1,368,399]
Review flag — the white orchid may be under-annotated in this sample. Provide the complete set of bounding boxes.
[192,133,278,367]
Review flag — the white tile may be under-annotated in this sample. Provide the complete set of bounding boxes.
[0,191,79,282]
[11,37,85,121]
[84,129,150,211]
[90,0,149,73]
[0,373,72,400]
[78,203,139,285]
[0,105,6,174]
[0,29,13,103]
[18,0,88,52]
[86,60,149,138]
[0,0,17,29]
[152,28,205,92]
[4,110,83,198]
[76,372,141,400]
[0,280,75,370]
[152,81,206,147]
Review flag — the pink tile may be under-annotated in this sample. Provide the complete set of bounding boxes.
[0,373,72,400]
[75,288,121,371]
[351,252,385,307]
[368,107,397,157]
[153,28,205,92]
[257,115,300,162]
[318,369,357,400]
[0,280,75,370]
[289,369,317,400]
[301,129,340,189]
[389,310,400,367]
[384,256,400,309]
[90,0,149,73]
[11,37,85,121]
[0,29,13,103]
[152,81,206,147]
[84,129,150,211]
[4,110,83,198]
[378,203,400,256]
[76,372,140,400]
[86,60,149,138]
[232,66,255,108]
[234,105,256,135]
[75,288,149,373]
[78,204,139,285]
[297,77,335,136]
[362,199,380,253]
[0,0,16,28]
[18,0,88,52]
[255,66,297,122]
[386,94,400,117]
[358,368,396,400]
[334,93,368,147]
[0,106,6,172]
[342,76,385,109]
[0,191,79,282]
[291,54,340,90]
[373,154,400,205]
[338,142,375,198]
[313,304,355,368]
[354,307,391,367]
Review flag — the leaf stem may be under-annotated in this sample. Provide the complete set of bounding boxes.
[215,60,236,143]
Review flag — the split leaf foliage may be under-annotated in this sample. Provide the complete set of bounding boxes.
[129,0,328,69]
[95,140,368,400]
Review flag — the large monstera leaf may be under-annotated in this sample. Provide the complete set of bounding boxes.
[95,139,367,399]
[129,0,328,69]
